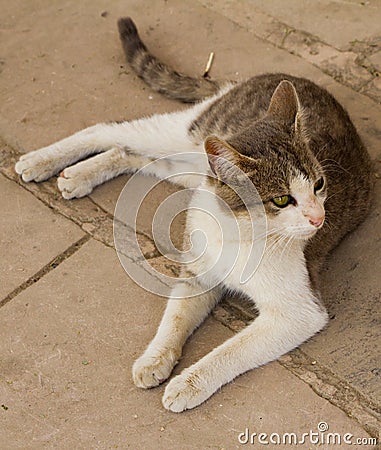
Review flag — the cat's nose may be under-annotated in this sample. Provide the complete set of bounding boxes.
[303,199,325,228]
[309,216,324,228]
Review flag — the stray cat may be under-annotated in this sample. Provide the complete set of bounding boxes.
[15,17,373,412]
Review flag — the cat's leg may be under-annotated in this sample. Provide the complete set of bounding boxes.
[133,281,222,389]
[56,146,205,199]
[15,123,119,182]
[162,292,328,412]
[15,102,210,186]
[56,147,152,199]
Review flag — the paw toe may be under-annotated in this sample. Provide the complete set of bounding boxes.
[162,373,205,413]
[132,350,178,389]
[15,153,56,182]
[57,171,93,199]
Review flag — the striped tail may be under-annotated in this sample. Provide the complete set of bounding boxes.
[117,17,220,103]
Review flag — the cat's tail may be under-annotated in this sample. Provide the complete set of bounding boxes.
[117,17,220,103]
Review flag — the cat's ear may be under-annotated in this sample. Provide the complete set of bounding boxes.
[204,136,246,182]
[267,80,302,131]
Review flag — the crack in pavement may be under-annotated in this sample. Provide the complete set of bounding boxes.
[0,234,91,310]
[0,143,159,261]
[200,0,381,104]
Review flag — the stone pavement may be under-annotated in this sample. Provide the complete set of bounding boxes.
[0,0,380,448]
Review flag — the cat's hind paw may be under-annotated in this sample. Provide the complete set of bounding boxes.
[57,166,94,199]
[15,151,58,182]
[132,348,179,389]
[162,371,211,412]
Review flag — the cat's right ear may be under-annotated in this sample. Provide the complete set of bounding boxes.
[267,80,302,132]
[204,136,243,181]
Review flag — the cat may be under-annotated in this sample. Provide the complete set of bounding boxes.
[15,17,373,412]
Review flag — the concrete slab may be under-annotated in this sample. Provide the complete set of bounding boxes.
[0,173,84,299]
[90,175,186,250]
[235,0,381,51]
[0,0,338,153]
[0,239,373,449]
[0,0,181,152]
[200,0,381,102]
[369,51,381,72]
[303,180,381,405]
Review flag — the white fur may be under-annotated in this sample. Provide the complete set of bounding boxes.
[15,85,328,412]
[15,88,232,197]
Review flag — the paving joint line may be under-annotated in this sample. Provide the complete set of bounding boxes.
[0,142,159,261]
[199,1,381,104]
[0,234,91,310]
[279,349,381,440]
[267,30,380,102]
[1,167,159,260]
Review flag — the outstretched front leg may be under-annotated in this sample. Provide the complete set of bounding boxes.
[15,123,119,182]
[56,147,154,199]
[15,104,209,197]
[133,281,222,389]
[162,288,328,412]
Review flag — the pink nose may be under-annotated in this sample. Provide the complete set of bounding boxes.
[309,216,324,228]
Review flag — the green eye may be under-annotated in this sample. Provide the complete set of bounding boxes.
[314,177,325,193]
[272,195,294,208]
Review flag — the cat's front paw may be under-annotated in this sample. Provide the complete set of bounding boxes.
[15,151,58,182]
[162,371,212,412]
[132,348,179,389]
[57,166,94,199]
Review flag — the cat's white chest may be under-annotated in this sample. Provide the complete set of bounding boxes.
[184,189,308,302]
[185,201,261,288]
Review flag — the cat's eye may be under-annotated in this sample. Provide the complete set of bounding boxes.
[271,195,294,208]
[314,177,325,193]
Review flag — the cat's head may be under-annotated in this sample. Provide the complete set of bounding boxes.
[205,80,327,241]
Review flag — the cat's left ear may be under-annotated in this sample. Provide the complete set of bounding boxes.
[204,136,249,183]
[267,80,302,132]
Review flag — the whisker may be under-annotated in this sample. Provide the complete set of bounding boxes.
[264,236,281,257]
[266,234,288,259]
[314,145,329,160]
[325,185,346,202]
[253,227,288,242]
[322,217,333,232]
[280,235,295,261]
[319,159,351,176]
